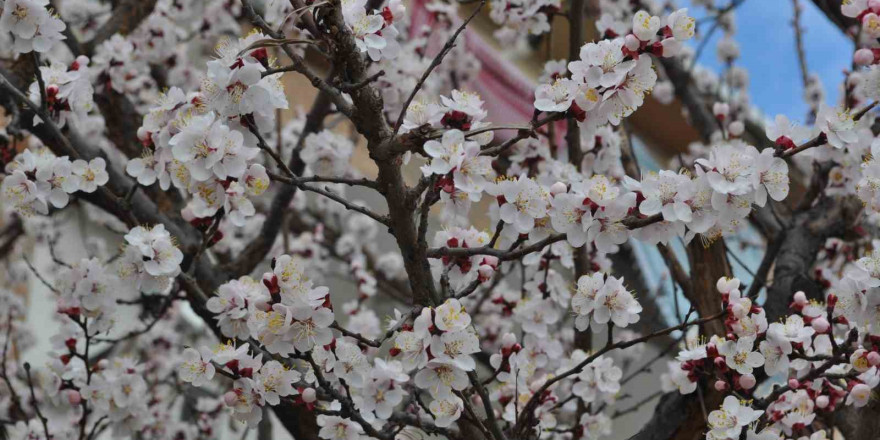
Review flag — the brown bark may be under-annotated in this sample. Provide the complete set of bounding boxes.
[626,243,730,440]
[763,195,863,322]
[629,49,736,440]
[82,0,160,56]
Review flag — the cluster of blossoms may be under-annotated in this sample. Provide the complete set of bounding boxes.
[301,130,356,178]
[534,8,694,128]
[6,0,880,439]
[0,217,190,438]
[421,136,790,284]
[55,257,137,334]
[28,55,96,127]
[178,343,302,426]
[836,2,880,217]
[402,89,495,141]
[0,0,66,53]
[430,226,497,289]
[633,140,789,243]
[6,355,159,439]
[0,0,275,236]
[396,299,481,426]
[78,358,152,435]
[845,0,880,58]
[420,129,495,218]
[571,273,641,333]
[341,0,404,61]
[2,147,109,215]
[370,1,480,118]
[184,263,484,429]
[488,0,561,45]
[659,270,880,439]
[50,224,184,336]
[129,32,283,226]
[90,34,152,96]
[645,1,753,142]
[117,224,185,294]
[394,9,783,265]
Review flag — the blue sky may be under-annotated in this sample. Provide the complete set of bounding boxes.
[683,0,852,125]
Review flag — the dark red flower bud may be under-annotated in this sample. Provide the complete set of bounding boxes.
[827,294,838,309]
[775,136,796,150]
[568,101,586,122]
[381,6,394,24]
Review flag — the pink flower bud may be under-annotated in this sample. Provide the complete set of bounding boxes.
[811,317,830,333]
[478,264,495,281]
[728,120,744,137]
[302,388,317,403]
[871,0,880,12]
[788,378,800,389]
[625,34,641,51]
[482,256,499,268]
[67,389,81,405]
[793,291,807,306]
[869,351,880,366]
[816,395,830,409]
[855,49,875,66]
[739,374,757,390]
[706,343,719,358]
[550,182,567,195]
[713,102,730,119]
[224,391,238,407]
[714,380,729,392]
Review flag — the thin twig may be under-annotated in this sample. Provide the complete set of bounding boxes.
[427,214,662,260]
[479,113,566,156]
[745,230,786,298]
[777,101,875,158]
[23,363,50,439]
[23,256,59,294]
[657,244,692,299]
[337,70,386,92]
[31,52,47,111]
[392,0,487,135]
[612,390,664,419]
[330,323,382,348]
[267,173,390,226]
[1,316,24,419]
[267,170,379,189]
[468,370,507,440]
[513,310,726,435]
[791,0,810,90]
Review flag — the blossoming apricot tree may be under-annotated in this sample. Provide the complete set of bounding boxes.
[1,0,880,439]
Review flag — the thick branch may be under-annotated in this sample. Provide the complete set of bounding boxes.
[763,195,862,322]
[82,0,159,56]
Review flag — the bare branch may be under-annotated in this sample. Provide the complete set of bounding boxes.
[267,172,390,226]
[427,214,662,260]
